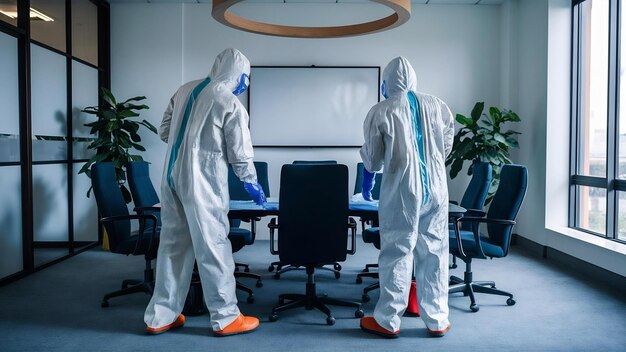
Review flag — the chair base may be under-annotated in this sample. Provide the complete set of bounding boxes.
[102,260,154,308]
[268,261,341,279]
[235,271,263,304]
[269,266,363,325]
[234,262,250,273]
[448,263,515,312]
[102,280,153,307]
[356,262,378,284]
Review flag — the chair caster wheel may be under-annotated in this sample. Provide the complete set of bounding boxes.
[269,313,278,322]
[273,273,280,280]
[101,300,109,308]
[247,295,255,304]
[334,264,342,271]
[356,277,363,284]
[334,272,340,279]
[256,280,263,288]
[355,309,364,318]
[268,265,274,272]
[450,264,458,269]
[326,316,336,326]
[470,304,479,312]
[362,294,370,303]
[506,298,516,306]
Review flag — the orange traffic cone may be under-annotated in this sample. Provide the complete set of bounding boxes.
[406,280,420,316]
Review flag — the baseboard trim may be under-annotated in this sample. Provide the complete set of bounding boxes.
[512,234,626,296]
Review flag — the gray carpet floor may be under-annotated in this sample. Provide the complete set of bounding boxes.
[1,239,625,352]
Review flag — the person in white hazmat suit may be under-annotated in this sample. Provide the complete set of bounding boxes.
[359,57,454,338]
[144,48,264,337]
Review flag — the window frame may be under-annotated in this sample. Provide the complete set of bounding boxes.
[570,0,625,242]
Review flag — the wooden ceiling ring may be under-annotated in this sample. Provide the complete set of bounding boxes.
[212,0,411,39]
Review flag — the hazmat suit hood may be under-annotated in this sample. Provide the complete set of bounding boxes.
[209,48,251,92]
[382,57,417,97]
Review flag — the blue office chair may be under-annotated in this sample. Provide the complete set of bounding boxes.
[268,164,363,325]
[449,164,527,312]
[449,162,492,269]
[268,160,343,279]
[227,161,269,303]
[126,161,161,228]
[91,162,159,308]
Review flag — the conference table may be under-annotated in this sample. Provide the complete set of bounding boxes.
[228,198,466,222]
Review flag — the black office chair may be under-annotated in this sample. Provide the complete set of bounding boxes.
[268,164,363,325]
[227,161,269,303]
[449,164,527,312]
[91,162,159,308]
[268,160,342,279]
[449,162,492,269]
[353,163,383,288]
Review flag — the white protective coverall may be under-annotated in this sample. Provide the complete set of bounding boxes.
[144,48,257,331]
[360,57,454,332]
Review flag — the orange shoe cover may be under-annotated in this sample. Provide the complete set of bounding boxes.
[427,323,451,337]
[213,314,259,337]
[146,314,185,335]
[359,316,399,338]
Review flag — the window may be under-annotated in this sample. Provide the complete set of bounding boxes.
[570,0,625,242]
[0,0,110,284]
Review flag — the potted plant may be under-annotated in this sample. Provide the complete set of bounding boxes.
[446,102,521,203]
[79,87,157,203]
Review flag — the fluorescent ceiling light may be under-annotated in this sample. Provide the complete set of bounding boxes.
[0,7,54,21]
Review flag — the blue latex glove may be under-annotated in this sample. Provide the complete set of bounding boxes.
[244,182,266,206]
[362,169,376,201]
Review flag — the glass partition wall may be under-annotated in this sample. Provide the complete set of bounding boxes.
[0,0,110,283]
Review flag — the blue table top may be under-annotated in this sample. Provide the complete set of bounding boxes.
[229,200,465,216]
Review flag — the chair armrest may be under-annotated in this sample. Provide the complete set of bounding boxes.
[453,217,516,260]
[457,217,516,226]
[268,218,278,255]
[347,217,357,255]
[464,208,486,218]
[101,214,158,257]
[134,206,161,213]
[450,220,466,259]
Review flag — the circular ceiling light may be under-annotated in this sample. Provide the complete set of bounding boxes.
[212,0,411,39]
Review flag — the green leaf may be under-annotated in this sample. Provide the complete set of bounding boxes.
[489,107,501,124]
[505,136,519,148]
[101,87,117,107]
[470,102,484,121]
[118,110,140,118]
[130,133,141,142]
[120,96,147,105]
[450,158,464,179]
[130,155,144,161]
[80,107,100,115]
[503,129,522,135]
[102,110,117,121]
[455,114,474,127]
[505,111,521,122]
[120,185,132,204]
[139,120,158,134]
[131,142,146,152]
[494,133,508,145]
[123,103,150,111]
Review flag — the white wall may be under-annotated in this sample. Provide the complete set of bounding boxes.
[111,1,626,275]
[506,0,626,276]
[111,2,502,239]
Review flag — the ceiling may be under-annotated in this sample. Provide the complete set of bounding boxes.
[107,0,505,5]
